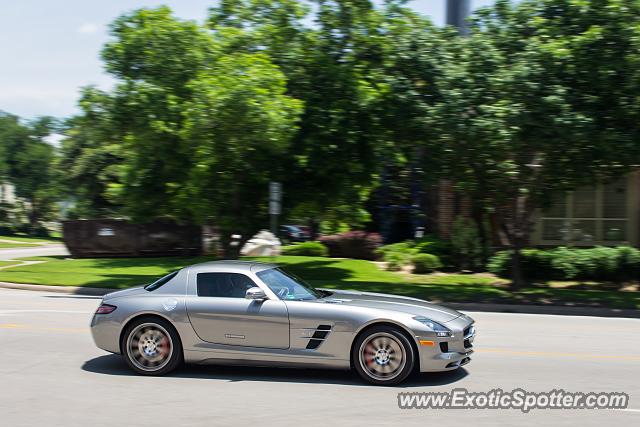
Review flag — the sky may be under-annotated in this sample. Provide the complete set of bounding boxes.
[0,0,496,119]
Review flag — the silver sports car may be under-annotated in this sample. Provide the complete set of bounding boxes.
[91,260,475,385]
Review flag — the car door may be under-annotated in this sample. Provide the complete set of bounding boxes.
[186,272,289,349]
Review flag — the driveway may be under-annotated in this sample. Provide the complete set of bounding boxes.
[0,244,69,260]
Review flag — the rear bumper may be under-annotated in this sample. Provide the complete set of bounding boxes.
[90,313,122,354]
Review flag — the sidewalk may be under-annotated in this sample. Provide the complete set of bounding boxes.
[1,281,639,318]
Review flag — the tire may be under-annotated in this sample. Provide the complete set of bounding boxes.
[122,317,183,376]
[352,325,415,386]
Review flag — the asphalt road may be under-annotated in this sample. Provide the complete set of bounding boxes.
[0,244,69,260]
[1,288,639,427]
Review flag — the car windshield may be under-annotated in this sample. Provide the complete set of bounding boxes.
[256,268,322,301]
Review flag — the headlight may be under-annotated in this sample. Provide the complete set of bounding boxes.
[413,316,452,337]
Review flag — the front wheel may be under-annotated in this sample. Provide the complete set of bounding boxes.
[352,325,415,386]
[122,317,182,375]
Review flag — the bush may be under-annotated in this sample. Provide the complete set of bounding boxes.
[281,241,328,257]
[385,251,409,271]
[488,246,640,281]
[377,237,453,271]
[411,253,443,274]
[413,235,453,267]
[319,231,382,260]
[487,248,555,280]
[451,217,485,271]
[376,242,416,270]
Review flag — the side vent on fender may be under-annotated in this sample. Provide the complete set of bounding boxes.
[306,325,332,350]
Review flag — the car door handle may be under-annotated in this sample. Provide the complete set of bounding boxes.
[224,334,245,339]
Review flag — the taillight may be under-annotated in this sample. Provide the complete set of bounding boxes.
[95,304,117,314]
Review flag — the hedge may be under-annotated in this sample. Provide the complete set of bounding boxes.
[281,241,328,257]
[488,246,640,281]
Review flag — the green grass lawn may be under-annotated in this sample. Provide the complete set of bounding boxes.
[248,256,639,309]
[0,235,62,248]
[0,256,210,288]
[0,254,636,309]
[0,242,36,249]
[0,260,19,268]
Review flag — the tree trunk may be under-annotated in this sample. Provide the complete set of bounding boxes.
[509,238,526,290]
[471,205,489,267]
[27,201,40,234]
[497,203,533,291]
[220,229,254,259]
[224,242,242,260]
[308,218,319,241]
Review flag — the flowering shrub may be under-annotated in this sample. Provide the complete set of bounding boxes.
[319,231,382,260]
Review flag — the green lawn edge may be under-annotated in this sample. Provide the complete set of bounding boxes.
[0,255,636,310]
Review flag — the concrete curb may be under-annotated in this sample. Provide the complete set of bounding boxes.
[441,302,640,319]
[0,282,115,296]
[1,282,638,318]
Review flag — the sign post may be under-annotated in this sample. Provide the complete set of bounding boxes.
[269,181,281,236]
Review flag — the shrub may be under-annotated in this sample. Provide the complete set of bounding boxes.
[413,234,453,263]
[487,248,555,280]
[385,251,409,271]
[376,242,415,258]
[281,241,328,257]
[617,246,640,279]
[319,231,382,260]
[377,242,416,270]
[451,216,486,271]
[411,253,443,274]
[377,237,452,271]
[488,246,640,281]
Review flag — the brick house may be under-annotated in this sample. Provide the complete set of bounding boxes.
[433,172,640,247]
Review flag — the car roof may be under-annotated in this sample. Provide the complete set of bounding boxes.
[187,260,277,274]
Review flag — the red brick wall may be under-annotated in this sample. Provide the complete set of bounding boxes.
[437,180,454,238]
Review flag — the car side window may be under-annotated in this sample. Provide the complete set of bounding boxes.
[196,273,257,298]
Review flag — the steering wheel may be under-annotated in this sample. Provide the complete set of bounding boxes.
[276,287,289,299]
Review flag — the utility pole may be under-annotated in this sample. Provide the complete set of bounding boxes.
[446,0,471,35]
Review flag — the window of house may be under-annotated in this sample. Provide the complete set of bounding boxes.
[540,179,628,244]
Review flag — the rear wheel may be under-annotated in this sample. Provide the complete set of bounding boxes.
[352,325,415,386]
[122,317,182,375]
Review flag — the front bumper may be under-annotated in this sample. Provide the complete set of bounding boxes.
[414,316,475,372]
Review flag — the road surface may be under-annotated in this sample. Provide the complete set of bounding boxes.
[0,244,69,260]
[0,288,638,426]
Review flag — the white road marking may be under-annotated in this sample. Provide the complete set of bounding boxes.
[462,311,640,321]
[0,309,92,314]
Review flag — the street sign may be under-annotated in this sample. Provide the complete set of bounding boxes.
[269,181,281,215]
[269,199,281,215]
[269,181,281,202]
[269,182,281,232]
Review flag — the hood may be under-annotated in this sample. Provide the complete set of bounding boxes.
[319,289,462,323]
[102,286,146,301]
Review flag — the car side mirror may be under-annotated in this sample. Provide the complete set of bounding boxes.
[245,287,267,300]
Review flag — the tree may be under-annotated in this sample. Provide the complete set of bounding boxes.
[99,7,217,221]
[59,88,124,218]
[0,112,60,232]
[64,6,303,256]
[179,53,303,255]
[422,0,640,288]
[208,1,401,233]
